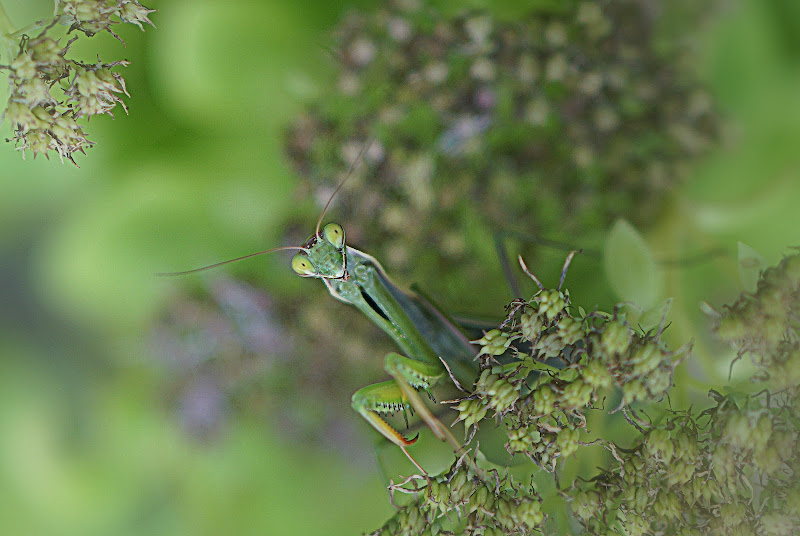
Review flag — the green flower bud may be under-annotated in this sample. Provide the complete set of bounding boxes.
[6,101,39,132]
[621,511,649,536]
[674,431,699,460]
[724,412,752,448]
[455,397,488,430]
[752,413,773,453]
[771,429,796,457]
[538,332,566,359]
[630,344,662,375]
[537,290,567,321]
[520,311,544,341]
[715,315,746,342]
[119,0,157,30]
[507,426,529,452]
[557,316,584,345]
[30,36,66,67]
[475,369,499,392]
[755,445,782,475]
[450,469,468,494]
[496,496,514,527]
[644,365,672,398]
[17,77,53,107]
[516,498,544,528]
[622,379,646,405]
[760,511,795,536]
[719,502,747,527]
[556,428,580,458]
[469,484,490,513]
[487,379,519,412]
[572,490,602,520]
[10,51,37,80]
[582,359,612,388]
[666,458,694,487]
[653,490,680,521]
[561,378,593,409]
[711,446,736,488]
[532,383,557,415]
[601,319,631,355]
[646,429,674,463]
[472,329,512,356]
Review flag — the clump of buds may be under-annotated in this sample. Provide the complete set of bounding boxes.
[457,277,686,470]
[567,253,800,535]
[1,0,154,163]
[370,460,544,536]
[711,252,800,390]
[286,0,720,299]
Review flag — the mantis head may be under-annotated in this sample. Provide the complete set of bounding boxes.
[291,223,347,280]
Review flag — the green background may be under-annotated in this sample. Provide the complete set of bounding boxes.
[1,1,799,534]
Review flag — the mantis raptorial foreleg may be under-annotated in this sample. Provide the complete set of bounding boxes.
[351,351,476,475]
[351,353,445,447]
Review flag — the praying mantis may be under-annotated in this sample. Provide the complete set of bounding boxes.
[162,143,556,473]
[289,219,479,472]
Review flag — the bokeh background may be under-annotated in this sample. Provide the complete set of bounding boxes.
[1,0,799,534]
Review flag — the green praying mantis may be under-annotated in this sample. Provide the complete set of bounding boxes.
[162,144,566,473]
[289,219,478,472]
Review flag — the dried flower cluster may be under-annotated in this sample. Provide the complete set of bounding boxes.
[571,390,797,536]
[567,253,800,536]
[459,284,686,470]
[368,253,800,536]
[370,459,544,536]
[1,0,154,163]
[714,252,800,389]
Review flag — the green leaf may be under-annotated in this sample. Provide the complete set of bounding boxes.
[737,242,766,292]
[638,298,674,332]
[604,219,662,308]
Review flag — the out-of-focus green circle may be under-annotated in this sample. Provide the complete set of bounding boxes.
[151,0,327,130]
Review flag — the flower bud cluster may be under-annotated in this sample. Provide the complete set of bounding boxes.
[285,0,720,314]
[574,394,797,535]
[456,283,684,469]
[370,462,544,536]
[1,1,154,163]
[712,252,800,390]
[58,0,155,38]
[571,254,800,535]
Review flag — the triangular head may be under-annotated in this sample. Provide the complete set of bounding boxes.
[291,223,348,280]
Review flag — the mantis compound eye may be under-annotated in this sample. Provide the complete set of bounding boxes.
[291,254,316,276]
[323,223,345,249]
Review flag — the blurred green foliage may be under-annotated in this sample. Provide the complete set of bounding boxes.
[1,0,800,534]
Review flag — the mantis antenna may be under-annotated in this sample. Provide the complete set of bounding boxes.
[158,138,376,276]
[314,137,375,237]
[156,246,306,276]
